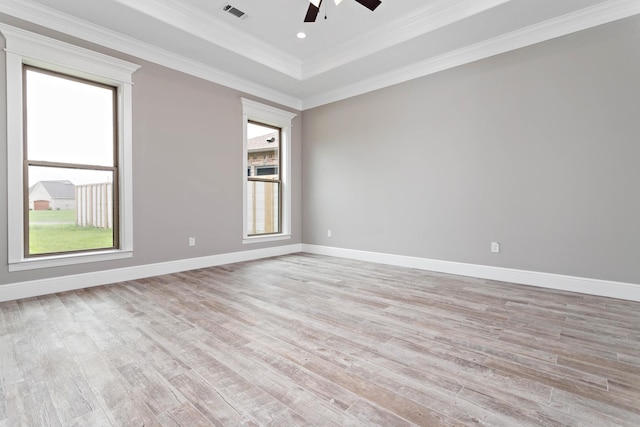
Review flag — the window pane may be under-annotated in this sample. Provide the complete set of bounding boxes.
[247,181,280,235]
[25,68,115,167]
[28,166,115,255]
[247,122,279,179]
[256,166,278,176]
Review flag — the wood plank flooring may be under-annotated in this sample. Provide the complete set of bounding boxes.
[1,253,639,426]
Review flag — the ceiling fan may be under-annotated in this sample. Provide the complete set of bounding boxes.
[304,0,382,23]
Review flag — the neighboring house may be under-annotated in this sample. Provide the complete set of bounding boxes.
[247,131,279,177]
[29,180,75,210]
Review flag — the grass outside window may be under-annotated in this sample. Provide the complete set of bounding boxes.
[28,210,113,255]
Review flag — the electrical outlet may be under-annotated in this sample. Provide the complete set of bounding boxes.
[327,230,332,238]
[491,241,500,253]
[189,237,196,247]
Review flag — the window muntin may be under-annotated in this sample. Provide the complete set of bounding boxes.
[23,67,118,257]
[247,121,281,236]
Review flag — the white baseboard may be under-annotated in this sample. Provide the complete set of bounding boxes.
[0,244,303,302]
[302,244,640,302]
[3,243,638,303]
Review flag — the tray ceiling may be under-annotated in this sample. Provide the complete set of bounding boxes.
[1,0,638,109]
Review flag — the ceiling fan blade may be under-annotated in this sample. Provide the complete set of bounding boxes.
[304,0,322,22]
[354,0,381,12]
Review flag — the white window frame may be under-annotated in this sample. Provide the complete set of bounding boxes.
[1,24,140,271]
[241,98,296,244]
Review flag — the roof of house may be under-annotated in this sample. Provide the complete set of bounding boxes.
[31,180,76,199]
[248,132,278,152]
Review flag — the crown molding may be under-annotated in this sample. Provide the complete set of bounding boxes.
[302,0,511,79]
[302,0,640,109]
[112,0,303,80]
[0,0,302,110]
[2,0,638,111]
[112,0,511,81]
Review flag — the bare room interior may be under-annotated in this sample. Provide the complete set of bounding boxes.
[1,0,639,425]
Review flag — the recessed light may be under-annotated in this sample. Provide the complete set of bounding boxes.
[296,32,307,39]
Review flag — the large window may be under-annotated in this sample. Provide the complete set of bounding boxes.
[24,67,118,256]
[241,99,296,243]
[2,24,139,271]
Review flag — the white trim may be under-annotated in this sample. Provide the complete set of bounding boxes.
[0,244,303,302]
[8,250,133,272]
[301,245,640,303]
[5,42,24,264]
[1,26,139,83]
[112,0,302,79]
[0,0,302,110]
[3,243,637,303]
[241,99,297,242]
[302,0,510,79]
[1,0,638,110]
[241,99,298,126]
[109,0,508,81]
[301,0,640,109]
[243,234,292,245]
[1,24,139,271]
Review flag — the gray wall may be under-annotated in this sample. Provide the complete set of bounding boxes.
[0,19,302,286]
[302,16,640,284]
[1,15,638,289]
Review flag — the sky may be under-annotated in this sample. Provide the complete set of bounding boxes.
[25,68,114,186]
[248,122,277,139]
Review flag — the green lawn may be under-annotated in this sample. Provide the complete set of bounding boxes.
[27,209,114,254]
[29,224,113,255]
[29,209,75,222]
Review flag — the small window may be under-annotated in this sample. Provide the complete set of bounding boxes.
[247,122,281,235]
[241,98,296,243]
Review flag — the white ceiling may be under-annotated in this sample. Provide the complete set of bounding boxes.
[1,0,639,110]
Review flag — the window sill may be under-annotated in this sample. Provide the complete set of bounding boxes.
[8,249,133,272]
[243,234,291,245]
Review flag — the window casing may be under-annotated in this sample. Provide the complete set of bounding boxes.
[2,24,140,271]
[241,99,296,244]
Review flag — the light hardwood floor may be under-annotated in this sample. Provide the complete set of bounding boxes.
[1,253,639,426]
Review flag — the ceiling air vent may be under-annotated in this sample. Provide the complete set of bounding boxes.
[222,4,247,19]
